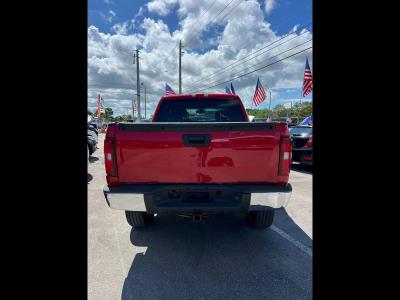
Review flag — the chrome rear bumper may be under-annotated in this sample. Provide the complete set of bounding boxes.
[103,183,292,212]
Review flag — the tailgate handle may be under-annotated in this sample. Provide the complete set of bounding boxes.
[182,134,211,147]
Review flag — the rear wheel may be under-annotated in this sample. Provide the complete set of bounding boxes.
[246,208,275,229]
[125,211,154,228]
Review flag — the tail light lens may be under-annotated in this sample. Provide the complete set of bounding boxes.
[104,124,118,186]
[104,139,117,176]
[305,134,313,148]
[278,135,292,176]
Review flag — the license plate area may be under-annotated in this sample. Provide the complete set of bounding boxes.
[150,189,243,207]
[184,192,211,203]
[167,189,213,203]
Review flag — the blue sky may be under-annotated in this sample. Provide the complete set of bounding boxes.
[88,0,312,116]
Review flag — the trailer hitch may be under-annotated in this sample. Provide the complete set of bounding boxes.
[177,212,212,222]
[193,214,203,222]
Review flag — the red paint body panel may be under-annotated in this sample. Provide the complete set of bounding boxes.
[115,129,281,184]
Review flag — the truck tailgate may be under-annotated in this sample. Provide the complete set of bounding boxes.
[115,122,281,184]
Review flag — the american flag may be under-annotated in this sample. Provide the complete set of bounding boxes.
[252,77,266,106]
[303,57,313,97]
[300,115,313,126]
[100,96,105,113]
[165,83,176,96]
[230,82,235,94]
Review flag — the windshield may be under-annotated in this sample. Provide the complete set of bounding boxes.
[289,126,313,135]
[154,98,246,122]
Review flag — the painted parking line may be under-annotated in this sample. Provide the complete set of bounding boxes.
[270,225,312,257]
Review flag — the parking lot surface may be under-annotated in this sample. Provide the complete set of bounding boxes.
[88,133,312,300]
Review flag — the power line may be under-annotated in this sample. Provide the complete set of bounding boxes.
[189,38,312,93]
[186,25,312,90]
[186,23,312,89]
[180,0,244,93]
[170,0,218,54]
[184,0,237,48]
[189,45,312,93]
[206,0,237,26]
[184,0,219,38]
[218,0,245,23]
[187,0,245,50]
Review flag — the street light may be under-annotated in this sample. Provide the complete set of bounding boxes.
[267,87,272,119]
[141,82,147,120]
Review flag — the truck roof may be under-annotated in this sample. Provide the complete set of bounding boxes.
[161,93,241,100]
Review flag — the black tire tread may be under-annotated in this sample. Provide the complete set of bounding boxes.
[125,211,153,228]
[247,209,275,229]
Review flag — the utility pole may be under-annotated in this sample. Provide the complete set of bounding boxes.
[179,40,183,94]
[133,49,141,121]
[141,82,147,119]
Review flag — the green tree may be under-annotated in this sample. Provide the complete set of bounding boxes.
[99,107,114,121]
[245,101,312,123]
[290,102,312,119]
[273,104,289,117]
[246,108,271,119]
[114,114,133,122]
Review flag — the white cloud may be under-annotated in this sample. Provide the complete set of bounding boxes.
[264,0,276,15]
[147,0,178,16]
[112,22,129,35]
[99,10,116,23]
[104,0,113,4]
[108,10,116,22]
[88,0,312,116]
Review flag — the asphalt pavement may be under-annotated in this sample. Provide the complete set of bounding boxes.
[88,133,312,300]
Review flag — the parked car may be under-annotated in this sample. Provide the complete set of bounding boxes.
[88,134,97,158]
[103,93,292,229]
[88,128,97,142]
[88,125,98,162]
[289,125,312,165]
[88,124,98,135]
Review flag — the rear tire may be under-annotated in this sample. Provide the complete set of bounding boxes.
[125,211,154,228]
[246,208,275,229]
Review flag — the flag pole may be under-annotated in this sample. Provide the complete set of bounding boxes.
[268,87,272,119]
[297,89,303,124]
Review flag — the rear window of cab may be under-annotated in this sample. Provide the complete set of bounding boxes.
[154,98,246,122]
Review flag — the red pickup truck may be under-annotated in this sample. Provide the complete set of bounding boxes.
[103,94,292,229]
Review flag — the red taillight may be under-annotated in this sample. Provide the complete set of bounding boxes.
[305,134,313,148]
[104,139,117,176]
[104,124,118,185]
[278,136,292,176]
